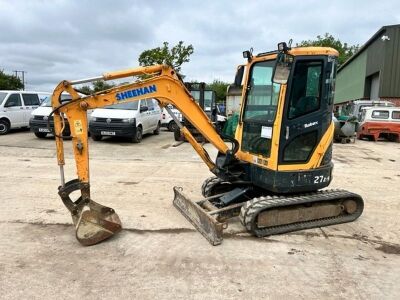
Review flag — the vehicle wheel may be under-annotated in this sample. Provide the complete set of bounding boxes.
[174,127,184,141]
[91,135,102,141]
[0,120,10,135]
[34,132,47,138]
[153,122,161,135]
[132,126,143,143]
[168,121,178,132]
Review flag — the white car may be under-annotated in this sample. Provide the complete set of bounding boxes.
[89,99,161,143]
[161,105,183,131]
[0,90,49,135]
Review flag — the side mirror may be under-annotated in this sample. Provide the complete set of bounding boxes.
[234,65,244,87]
[140,106,148,113]
[272,52,294,84]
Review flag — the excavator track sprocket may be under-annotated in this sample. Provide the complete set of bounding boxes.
[239,189,364,237]
[201,176,232,198]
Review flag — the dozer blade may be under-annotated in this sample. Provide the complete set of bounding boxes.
[173,187,225,246]
[74,201,122,246]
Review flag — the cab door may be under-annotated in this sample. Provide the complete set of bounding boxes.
[278,57,335,165]
[240,60,281,160]
[3,93,25,127]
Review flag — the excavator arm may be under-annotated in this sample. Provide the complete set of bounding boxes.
[51,64,233,245]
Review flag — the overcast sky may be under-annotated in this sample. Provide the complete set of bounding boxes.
[0,0,399,91]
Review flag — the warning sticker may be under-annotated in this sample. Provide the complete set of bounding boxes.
[74,120,83,135]
[261,126,272,139]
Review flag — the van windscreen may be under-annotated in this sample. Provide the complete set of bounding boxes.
[105,102,139,110]
[41,95,72,107]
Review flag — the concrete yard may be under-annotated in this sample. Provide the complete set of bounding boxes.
[0,129,399,299]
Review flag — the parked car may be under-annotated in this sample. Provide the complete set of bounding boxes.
[357,107,400,142]
[89,99,161,143]
[161,104,182,131]
[0,90,49,135]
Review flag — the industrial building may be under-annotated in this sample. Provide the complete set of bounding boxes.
[335,24,400,107]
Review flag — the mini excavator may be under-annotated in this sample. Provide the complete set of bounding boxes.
[51,42,364,246]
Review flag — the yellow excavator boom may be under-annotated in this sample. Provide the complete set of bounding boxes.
[51,64,231,245]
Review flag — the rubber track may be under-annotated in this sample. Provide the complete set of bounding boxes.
[239,189,364,237]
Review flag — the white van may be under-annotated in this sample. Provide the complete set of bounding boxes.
[161,105,182,131]
[29,94,77,138]
[0,90,49,134]
[89,99,161,143]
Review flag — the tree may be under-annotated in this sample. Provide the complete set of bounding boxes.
[79,85,92,95]
[79,81,115,94]
[0,70,24,90]
[207,79,229,103]
[297,33,359,66]
[92,80,115,92]
[138,41,194,76]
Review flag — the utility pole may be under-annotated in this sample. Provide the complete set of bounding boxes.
[13,70,27,90]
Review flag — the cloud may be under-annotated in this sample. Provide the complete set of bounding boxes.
[0,0,398,91]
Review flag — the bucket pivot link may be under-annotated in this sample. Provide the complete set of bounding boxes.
[58,179,122,246]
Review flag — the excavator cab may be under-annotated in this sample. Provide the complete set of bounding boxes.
[50,43,363,246]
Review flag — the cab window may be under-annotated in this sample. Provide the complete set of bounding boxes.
[140,100,148,111]
[288,60,323,119]
[392,111,400,119]
[146,99,155,110]
[204,91,213,112]
[5,94,22,107]
[22,94,40,106]
[371,110,389,119]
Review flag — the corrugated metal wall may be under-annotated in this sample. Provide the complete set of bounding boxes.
[335,25,400,103]
[365,33,385,77]
[381,27,400,97]
[334,51,367,103]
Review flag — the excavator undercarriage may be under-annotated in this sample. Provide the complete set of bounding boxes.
[174,176,364,245]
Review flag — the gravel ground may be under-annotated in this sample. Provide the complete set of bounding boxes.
[0,129,399,299]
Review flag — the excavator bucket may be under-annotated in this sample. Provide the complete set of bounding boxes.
[59,180,122,246]
[74,205,122,246]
